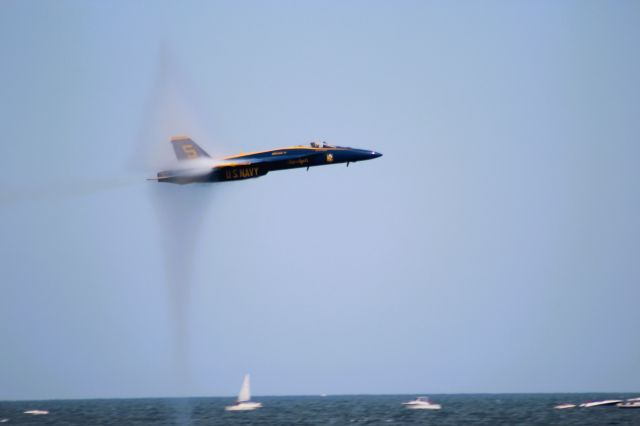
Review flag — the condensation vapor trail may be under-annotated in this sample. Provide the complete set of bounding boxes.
[0,177,141,207]
[136,47,222,414]
[150,183,214,384]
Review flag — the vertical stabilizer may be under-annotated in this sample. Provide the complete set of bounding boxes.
[170,136,211,161]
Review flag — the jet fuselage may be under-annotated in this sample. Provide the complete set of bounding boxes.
[156,139,382,184]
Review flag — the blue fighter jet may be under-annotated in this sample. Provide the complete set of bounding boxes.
[151,136,382,184]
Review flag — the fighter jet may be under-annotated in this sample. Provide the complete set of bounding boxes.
[150,136,382,184]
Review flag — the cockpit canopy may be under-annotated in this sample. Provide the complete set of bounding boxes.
[310,141,336,148]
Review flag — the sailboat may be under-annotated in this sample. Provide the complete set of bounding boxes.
[225,374,263,411]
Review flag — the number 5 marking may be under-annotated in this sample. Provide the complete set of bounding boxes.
[182,144,198,158]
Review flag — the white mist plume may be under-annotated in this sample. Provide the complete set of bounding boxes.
[134,48,218,174]
[160,157,242,178]
[139,47,223,401]
[0,177,140,208]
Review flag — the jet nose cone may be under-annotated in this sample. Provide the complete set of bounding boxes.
[371,151,382,159]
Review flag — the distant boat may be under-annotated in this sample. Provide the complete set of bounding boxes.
[579,399,622,408]
[402,396,441,410]
[554,403,576,409]
[24,410,49,415]
[225,374,263,411]
[618,400,640,409]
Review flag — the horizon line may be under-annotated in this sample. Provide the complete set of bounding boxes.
[3,391,640,403]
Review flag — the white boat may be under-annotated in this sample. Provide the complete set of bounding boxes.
[225,374,263,411]
[554,403,576,409]
[618,400,640,409]
[402,396,441,410]
[579,399,622,408]
[23,410,49,415]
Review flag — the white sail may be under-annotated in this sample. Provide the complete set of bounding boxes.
[237,374,251,402]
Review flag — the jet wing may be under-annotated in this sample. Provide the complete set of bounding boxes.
[216,152,322,169]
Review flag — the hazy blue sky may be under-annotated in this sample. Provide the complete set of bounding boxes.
[1,1,639,400]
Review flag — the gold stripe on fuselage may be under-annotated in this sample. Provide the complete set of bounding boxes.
[223,146,351,160]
